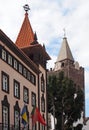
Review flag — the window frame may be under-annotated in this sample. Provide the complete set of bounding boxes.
[41,74,45,92]
[2,95,10,130]
[8,54,12,66]
[19,63,22,74]
[31,92,36,107]
[23,67,27,78]
[41,94,45,112]
[2,49,7,61]
[13,59,18,70]
[23,86,29,104]
[2,71,9,93]
[14,80,20,99]
[14,101,20,130]
[27,71,31,81]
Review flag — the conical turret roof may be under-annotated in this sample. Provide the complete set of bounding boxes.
[56,37,74,62]
[15,7,51,61]
[15,12,34,48]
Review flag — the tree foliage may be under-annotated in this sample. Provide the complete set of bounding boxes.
[47,71,84,130]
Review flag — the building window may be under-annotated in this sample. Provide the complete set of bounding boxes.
[2,49,6,61]
[14,101,20,130]
[41,74,45,92]
[8,54,12,65]
[14,59,18,70]
[3,106,9,130]
[14,111,20,129]
[14,80,20,99]
[61,62,64,67]
[31,92,36,106]
[2,71,9,93]
[27,71,31,81]
[31,74,35,85]
[41,94,45,112]
[2,95,10,130]
[23,86,29,104]
[23,68,27,77]
[19,64,22,74]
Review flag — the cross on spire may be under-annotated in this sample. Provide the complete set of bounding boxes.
[63,28,66,37]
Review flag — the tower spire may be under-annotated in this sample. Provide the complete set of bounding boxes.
[15,4,34,48]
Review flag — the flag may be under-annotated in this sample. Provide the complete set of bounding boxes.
[21,105,28,126]
[31,107,46,126]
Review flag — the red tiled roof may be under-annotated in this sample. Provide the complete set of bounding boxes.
[15,12,34,48]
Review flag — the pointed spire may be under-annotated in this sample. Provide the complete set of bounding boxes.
[34,32,38,41]
[56,36,74,62]
[43,44,46,50]
[15,4,34,48]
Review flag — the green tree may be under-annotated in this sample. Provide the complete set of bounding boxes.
[47,71,84,130]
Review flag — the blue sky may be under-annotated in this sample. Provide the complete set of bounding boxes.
[0,0,89,117]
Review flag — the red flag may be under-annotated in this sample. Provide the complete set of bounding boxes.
[31,107,46,126]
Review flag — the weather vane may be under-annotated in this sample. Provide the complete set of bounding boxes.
[23,4,30,13]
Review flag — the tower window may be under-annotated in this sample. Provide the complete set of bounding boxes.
[61,62,64,67]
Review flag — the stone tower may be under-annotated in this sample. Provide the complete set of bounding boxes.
[47,36,85,118]
[48,36,84,91]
